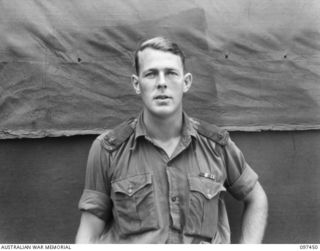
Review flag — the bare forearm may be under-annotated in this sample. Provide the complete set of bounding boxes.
[239,183,268,243]
[75,228,104,244]
[75,212,106,244]
[75,231,101,244]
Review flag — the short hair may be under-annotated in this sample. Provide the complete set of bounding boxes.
[134,36,186,74]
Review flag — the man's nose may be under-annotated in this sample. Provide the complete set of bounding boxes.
[157,72,167,88]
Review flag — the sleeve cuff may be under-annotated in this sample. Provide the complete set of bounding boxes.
[227,164,259,200]
[78,189,111,221]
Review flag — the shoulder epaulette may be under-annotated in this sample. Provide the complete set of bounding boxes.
[98,118,137,152]
[191,118,229,146]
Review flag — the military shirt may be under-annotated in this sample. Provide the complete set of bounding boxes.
[78,112,258,243]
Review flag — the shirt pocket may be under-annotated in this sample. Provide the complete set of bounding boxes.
[185,176,226,239]
[111,173,159,236]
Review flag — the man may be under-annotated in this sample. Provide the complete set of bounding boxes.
[75,36,268,244]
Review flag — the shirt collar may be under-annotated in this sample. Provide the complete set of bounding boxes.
[134,111,148,140]
[133,111,197,142]
[181,112,197,140]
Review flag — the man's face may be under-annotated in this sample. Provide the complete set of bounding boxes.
[132,48,192,118]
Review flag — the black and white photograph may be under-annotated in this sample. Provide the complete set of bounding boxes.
[0,0,319,246]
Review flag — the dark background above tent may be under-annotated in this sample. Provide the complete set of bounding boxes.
[1,0,320,138]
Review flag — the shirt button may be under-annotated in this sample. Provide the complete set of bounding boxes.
[171,196,177,202]
[128,187,133,194]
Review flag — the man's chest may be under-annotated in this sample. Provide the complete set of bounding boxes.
[108,138,227,194]
[106,138,227,239]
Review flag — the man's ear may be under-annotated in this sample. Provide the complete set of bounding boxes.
[183,73,192,93]
[131,74,141,94]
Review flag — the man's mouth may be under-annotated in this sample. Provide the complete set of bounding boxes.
[154,95,171,100]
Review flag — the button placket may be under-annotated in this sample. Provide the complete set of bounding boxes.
[166,163,181,230]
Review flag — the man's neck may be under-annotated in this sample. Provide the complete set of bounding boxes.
[143,109,183,142]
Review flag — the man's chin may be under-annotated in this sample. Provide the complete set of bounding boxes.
[148,107,180,118]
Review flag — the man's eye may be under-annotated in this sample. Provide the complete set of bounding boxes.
[145,72,155,77]
[168,71,177,76]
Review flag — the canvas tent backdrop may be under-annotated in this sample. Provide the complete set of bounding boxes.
[0,0,320,139]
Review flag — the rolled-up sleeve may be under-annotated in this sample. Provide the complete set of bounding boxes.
[223,138,258,200]
[78,137,112,222]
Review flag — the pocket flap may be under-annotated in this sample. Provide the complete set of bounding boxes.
[188,176,226,200]
[112,173,152,197]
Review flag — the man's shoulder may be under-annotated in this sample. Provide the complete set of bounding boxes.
[190,117,229,146]
[97,118,137,152]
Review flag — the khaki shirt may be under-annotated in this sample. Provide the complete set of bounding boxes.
[78,112,258,243]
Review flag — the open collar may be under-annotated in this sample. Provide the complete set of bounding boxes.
[132,111,197,148]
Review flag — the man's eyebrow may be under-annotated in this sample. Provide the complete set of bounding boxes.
[142,68,158,74]
[145,68,158,72]
[165,68,179,71]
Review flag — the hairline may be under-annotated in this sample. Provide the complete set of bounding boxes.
[134,39,186,75]
[135,48,185,75]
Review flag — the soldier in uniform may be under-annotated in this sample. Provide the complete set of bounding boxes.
[75,36,268,244]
